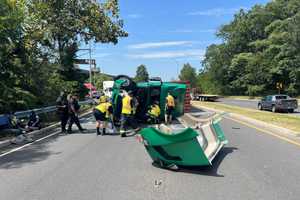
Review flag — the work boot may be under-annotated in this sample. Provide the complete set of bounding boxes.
[120,130,126,137]
[96,127,100,135]
[102,128,106,136]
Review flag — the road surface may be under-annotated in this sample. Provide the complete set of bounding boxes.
[218,98,300,117]
[0,114,300,200]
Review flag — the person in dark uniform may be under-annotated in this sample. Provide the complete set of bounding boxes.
[67,94,85,133]
[25,111,41,132]
[56,91,69,133]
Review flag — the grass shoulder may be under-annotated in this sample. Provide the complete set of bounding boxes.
[192,101,300,133]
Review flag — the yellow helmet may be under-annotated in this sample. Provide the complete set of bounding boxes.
[99,95,108,103]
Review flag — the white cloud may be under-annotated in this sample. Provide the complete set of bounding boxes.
[170,29,216,33]
[128,41,194,49]
[127,49,205,59]
[127,14,142,19]
[188,7,247,17]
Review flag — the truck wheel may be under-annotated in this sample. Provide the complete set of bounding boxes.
[258,104,262,110]
[114,75,137,92]
[272,105,276,113]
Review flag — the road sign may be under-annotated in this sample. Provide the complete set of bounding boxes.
[276,82,283,89]
[74,59,96,65]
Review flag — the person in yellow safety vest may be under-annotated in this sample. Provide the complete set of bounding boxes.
[165,92,175,124]
[120,91,138,137]
[147,101,161,124]
[93,96,113,136]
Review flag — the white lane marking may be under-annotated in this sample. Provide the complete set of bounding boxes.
[0,130,60,158]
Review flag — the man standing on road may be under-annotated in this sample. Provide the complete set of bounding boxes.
[165,92,175,124]
[93,96,113,136]
[56,91,69,133]
[67,94,85,133]
[120,91,138,137]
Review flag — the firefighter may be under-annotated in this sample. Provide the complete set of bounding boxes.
[120,91,137,137]
[147,101,161,124]
[165,92,175,124]
[93,96,113,136]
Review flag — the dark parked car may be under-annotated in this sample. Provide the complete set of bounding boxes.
[258,95,298,113]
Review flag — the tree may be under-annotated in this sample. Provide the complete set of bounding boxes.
[0,0,127,113]
[134,65,149,82]
[179,63,197,88]
[202,0,300,96]
[29,0,128,80]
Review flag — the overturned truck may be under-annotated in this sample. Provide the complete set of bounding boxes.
[111,75,187,122]
[111,75,228,168]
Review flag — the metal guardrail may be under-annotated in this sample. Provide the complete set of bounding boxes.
[13,99,94,118]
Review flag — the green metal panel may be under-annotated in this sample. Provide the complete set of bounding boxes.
[140,119,227,167]
[140,127,210,166]
[212,120,228,144]
[140,127,199,146]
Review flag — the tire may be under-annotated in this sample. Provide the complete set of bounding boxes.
[114,75,137,92]
[272,105,276,113]
[258,104,262,110]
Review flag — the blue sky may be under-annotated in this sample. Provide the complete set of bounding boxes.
[78,0,270,81]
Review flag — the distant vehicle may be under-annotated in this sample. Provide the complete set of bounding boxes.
[258,95,298,113]
[103,81,114,98]
[192,94,219,102]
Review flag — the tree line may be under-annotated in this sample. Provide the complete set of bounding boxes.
[139,1,300,97]
[194,0,300,96]
[0,0,127,113]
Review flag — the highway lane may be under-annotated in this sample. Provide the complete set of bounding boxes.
[0,115,300,200]
[218,98,300,117]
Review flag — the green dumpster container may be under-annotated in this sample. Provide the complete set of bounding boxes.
[139,118,228,168]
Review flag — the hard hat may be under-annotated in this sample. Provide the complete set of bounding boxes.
[99,96,107,103]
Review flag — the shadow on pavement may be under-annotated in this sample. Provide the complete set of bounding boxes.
[154,147,237,177]
[0,136,61,169]
[189,106,207,113]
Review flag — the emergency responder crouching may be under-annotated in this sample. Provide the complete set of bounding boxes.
[120,91,138,137]
[93,96,113,136]
[165,92,175,124]
[147,101,161,124]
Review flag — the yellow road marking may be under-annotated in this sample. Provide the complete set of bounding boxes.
[226,116,300,148]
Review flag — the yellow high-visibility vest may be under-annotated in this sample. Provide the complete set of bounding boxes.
[122,95,132,114]
[166,95,175,107]
[149,105,161,117]
[95,103,108,113]
[95,102,112,118]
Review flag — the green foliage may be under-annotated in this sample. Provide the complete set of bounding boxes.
[0,0,127,113]
[179,63,197,88]
[202,0,300,96]
[134,65,149,82]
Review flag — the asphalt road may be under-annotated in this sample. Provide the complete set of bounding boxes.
[218,98,300,117]
[0,114,300,200]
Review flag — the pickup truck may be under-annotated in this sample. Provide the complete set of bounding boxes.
[258,95,298,113]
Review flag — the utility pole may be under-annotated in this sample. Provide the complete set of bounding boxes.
[78,45,93,98]
[89,42,92,97]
